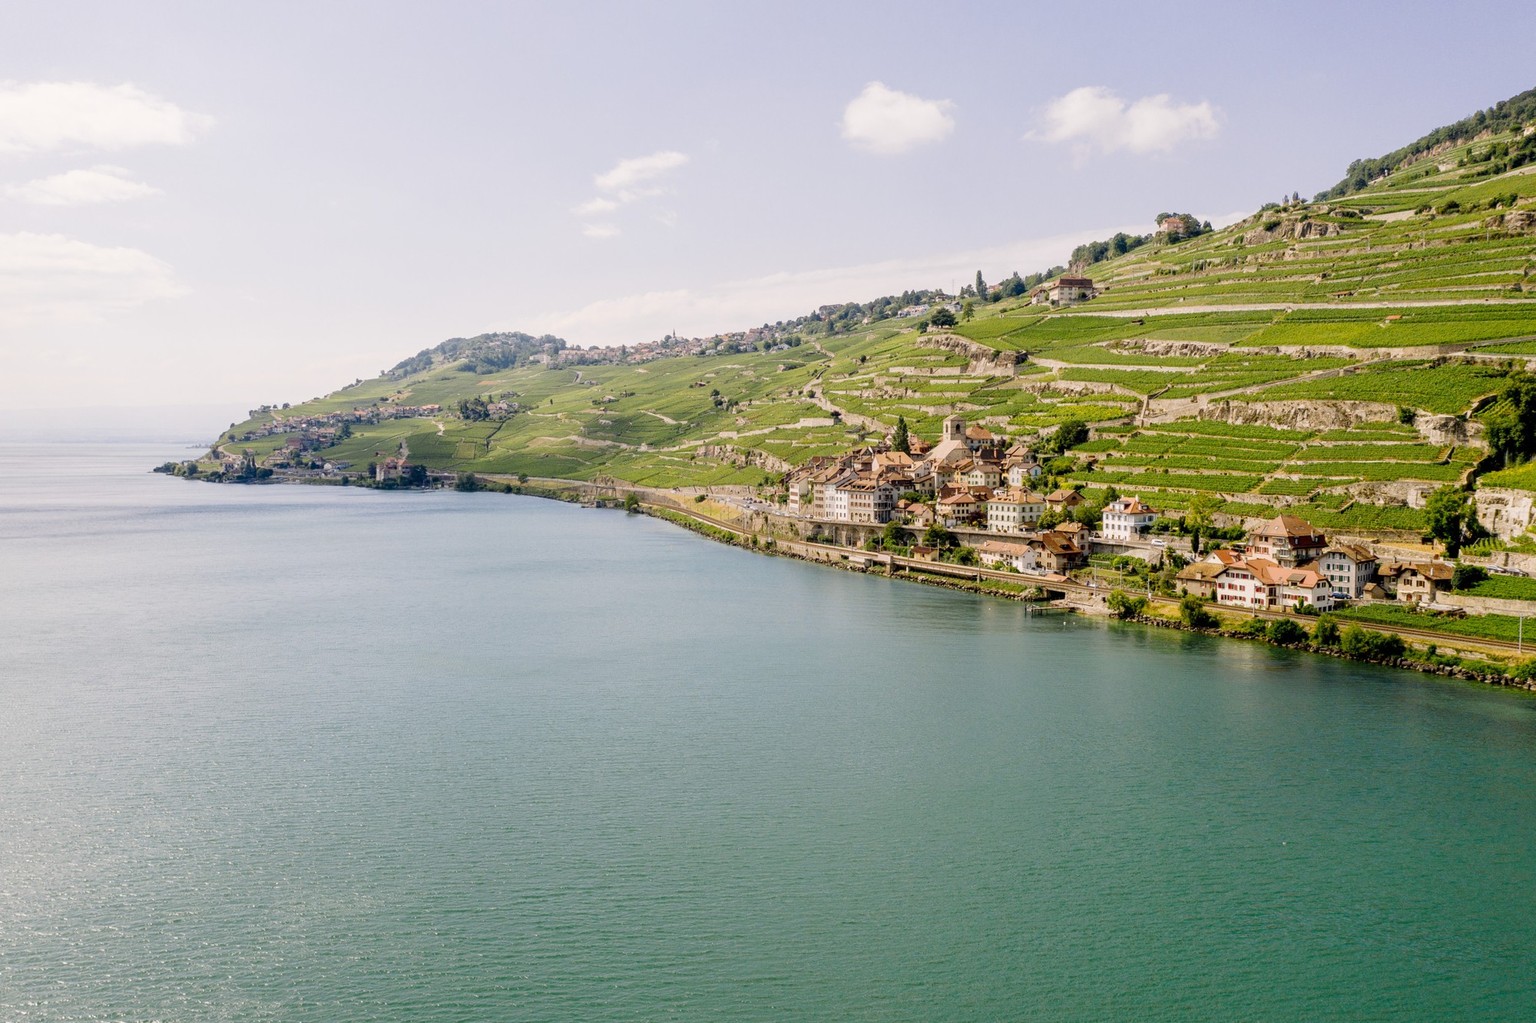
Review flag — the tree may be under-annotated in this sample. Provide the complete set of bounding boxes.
[1484,372,1536,466]
[1187,493,1219,531]
[623,492,641,512]
[1452,564,1488,591]
[961,300,975,321]
[1180,594,1218,630]
[923,524,957,548]
[1052,419,1089,453]
[929,306,958,329]
[1107,589,1148,619]
[892,416,910,454]
[975,270,986,298]
[1425,485,1479,558]
[881,520,912,548]
[1312,614,1340,648]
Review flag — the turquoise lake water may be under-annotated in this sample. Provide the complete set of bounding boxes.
[4,443,1536,1021]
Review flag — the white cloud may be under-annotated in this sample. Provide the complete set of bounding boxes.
[1029,86,1218,156]
[0,232,188,325]
[5,165,162,205]
[0,81,211,154]
[574,149,690,238]
[840,82,955,155]
[573,196,620,216]
[593,150,689,193]
[533,224,1143,345]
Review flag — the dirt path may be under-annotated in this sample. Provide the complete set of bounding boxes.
[643,410,680,424]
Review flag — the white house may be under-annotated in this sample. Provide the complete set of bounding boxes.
[986,488,1046,533]
[977,540,1039,573]
[1101,496,1157,540]
[1317,544,1378,598]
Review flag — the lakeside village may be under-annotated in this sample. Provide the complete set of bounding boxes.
[780,414,1492,616]
[178,400,1517,619]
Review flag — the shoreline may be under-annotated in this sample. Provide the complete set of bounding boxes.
[630,495,1536,696]
[164,466,1536,695]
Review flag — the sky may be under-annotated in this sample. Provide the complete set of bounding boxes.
[2,0,1534,415]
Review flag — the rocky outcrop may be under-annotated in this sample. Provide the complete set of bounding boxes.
[1482,209,1536,233]
[927,332,1026,376]
[1242,217,1342,246]
[1417,414,1484,446]
[1201,399,1395,432]
[1108,339,1228,359]
[1475,486,1536,539]
[696,444,792,473]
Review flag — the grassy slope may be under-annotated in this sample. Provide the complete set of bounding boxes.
[215,118,1536,525]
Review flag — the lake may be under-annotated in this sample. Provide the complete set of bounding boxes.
[4,442,1535,1021]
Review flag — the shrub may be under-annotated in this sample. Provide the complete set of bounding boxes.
[1180,594,1219,630]
[1313,614,1340,648]
[1106,589,1148,619]
[1340,625,1407,661]
[1266,619,1309,646]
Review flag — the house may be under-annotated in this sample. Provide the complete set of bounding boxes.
[1030,275,1096,306]
[1208,553,1335,611]
[1317,544,1378,598]
[1005,452,1043,487]
[787,475,813,516]
[1045,488,1084,512]
[977,540,1038,573]
[936,491,984,528]
[845,478,897,524]
[986,488,1046,534]
[1248,514,1327,567]
[820,469,858,522]
[1175,560,1226,599]
[1101,496,1157,540]
[958,460,1003,490]
[964,424,997,453]
[1213,557,1272,609]
[1397,562,1454,604]
[1036,531,1086,572]
[1274,566,1334,611]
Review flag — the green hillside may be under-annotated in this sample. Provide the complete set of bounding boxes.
[204,91,1536,535]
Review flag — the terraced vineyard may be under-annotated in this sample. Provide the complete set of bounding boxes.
[207,96,1536,539]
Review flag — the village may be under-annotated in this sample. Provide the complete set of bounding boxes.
[778,413,1494,616]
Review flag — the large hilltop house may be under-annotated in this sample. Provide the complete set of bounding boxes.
[1030,276,1096,307]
